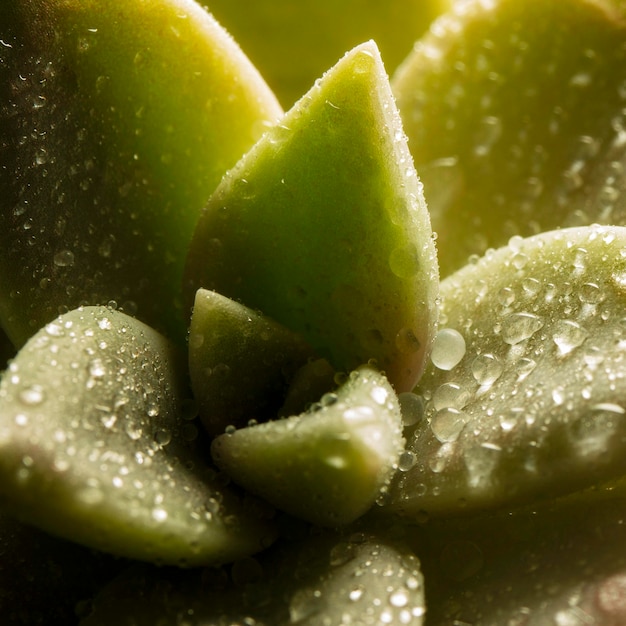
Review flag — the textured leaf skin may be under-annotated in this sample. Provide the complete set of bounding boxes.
[184,41,439,393]
[386,225,626,518]
[393,0,626,276]
[0,0,282,346]
[0,306,276,566]
[212,366,405,527]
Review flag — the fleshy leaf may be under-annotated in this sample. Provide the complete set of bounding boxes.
[212,366,404,527]
[207,0,452,106]
[392,0,626,276]
[0,0,282,346]
[184,41,439,393]
[0,306,275,565]
[80,531,425,626]
[385,225,626,518]
[188,288,316,436]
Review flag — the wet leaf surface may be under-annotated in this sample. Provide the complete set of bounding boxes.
[212,366,404,527]
[393,0,626,276]
[0,0,281,346]
[0,306,276,565]
[415,490,626,625]
[386,225,626,518]
[80,529,425,626]
[184,40,439,393]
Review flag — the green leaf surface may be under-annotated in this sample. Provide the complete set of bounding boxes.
[80,530,425,626]
[385,225,626,518]
[188,288,315,436]
[0,306,276,565]
[0,0,282,346]
[184,41,439,393]
[212,366,404,527]
[393,0,626,276]
[206,0,452,106]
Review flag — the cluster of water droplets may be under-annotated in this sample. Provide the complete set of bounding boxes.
[0,306,275,565]
[285,535,425,626]
[386,226,626,518]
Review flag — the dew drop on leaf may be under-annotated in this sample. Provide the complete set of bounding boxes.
[431,328,466,370]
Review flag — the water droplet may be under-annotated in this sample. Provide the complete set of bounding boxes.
[501,312,544,345]
[14,414,28,426]
[553,320,588,355]
[389,244,421,278]
[431,408,468,442]
[431,328,466,370]
[497,287,516,307]
[88,358,106,378]
[433,382,470,410]
[395,327,421,354]
[579,282,604,304]
[398,451,417,472]
[349,586,364,602]
[389,588,410,608]
[125,422,143,440]
[398,393,424,427]
[151,507,168,522]
[97,317,112,331]
[154,429,172,446]
[370,386,389,405]
[471,353,503,386]
[18,384,45,405]
[53,250,75,267]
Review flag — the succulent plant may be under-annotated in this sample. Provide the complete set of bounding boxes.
[2,0,626,623]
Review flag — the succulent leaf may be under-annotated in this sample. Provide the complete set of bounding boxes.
[212,366,405,527]
[0,306,276,565]
[0,0,282,346]
[184,41,439,393]
[393,0,626,276]
[188,288,316,436]
[80,531,426,626]
[386,225,626,518]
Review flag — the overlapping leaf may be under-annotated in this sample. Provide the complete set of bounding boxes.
[386,225,626,518]
[0,306,276,565]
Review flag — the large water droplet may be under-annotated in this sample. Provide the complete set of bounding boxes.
[501,312,544,344]
[471,353,503,386]
[431,408,468,442]
[552,320,588,355]
[431,328,466,370]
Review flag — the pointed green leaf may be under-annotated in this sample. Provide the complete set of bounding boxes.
[80,531,425,626]
[189,288,315,436]
[184,41,439,393]
[0,0,282,346]
[393,0,626,276]
[385,225,626,518]
[211,366,404,527]
[0,306,276,565]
